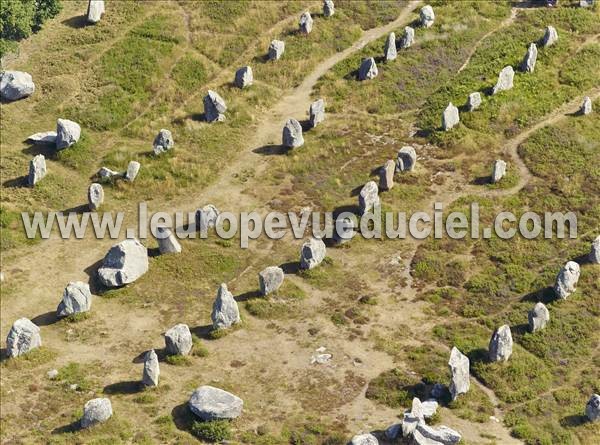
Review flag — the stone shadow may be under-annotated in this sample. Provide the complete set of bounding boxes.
[560,414,588,428]
[171,401,195,433]
[21,142,56,158]
[520,286,555,304]
[279,261,301,275]
[62,15,89,29]
[31,311,58,326]
[190,324,214,340]
[2,176,28,188]
[61,204,90,215]
[253,144,290,156]
[234,290,261,302]
[103,380,144,395]
[51,420,81,434]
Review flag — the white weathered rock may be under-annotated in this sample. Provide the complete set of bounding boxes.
[189,386,243,420]
[0,70,35,101]
[520,43,538,73]
[234,66,253,89]
[492,66,514,95]
[125,161,140,182]
[153,129,174,155]
[528,302,549,332]
[323,0,335,17]
[97,238,149,287]
[585,394,600,422]
[27,131,57,144]
[380,159,396,190]
[88,183,104,211]
[580,0,595,7]
[422,399,439,419]
[56,118,81,150]
[57,281,92,317]
[350,433,378,445]
[47,369,59,379]
[282,118,304,148]
[542,26,558,47]
[442,102,459,131]
[300,237,326,270]
[204,90,227,123]
[299,11,313,34]
[384,32,397,61]
[156,227,182,254]
[142,349,159,387]
[411,397,425,421]
[28,154,47,187]
[81,398,112,428]
[259,266,284,296]
[420,5,435,28]
[309,98,325,128]
[268,40,285,60]
[416,424,461,445]
[400,26,415,49]
[397,146,417,172]
[211,283,240,329]
[554,261,580,299]
[165,323,192,355]
[196,204,220,233]
[492,159,507,183]
[467,92,481,111]
[580,96,592,115]
[489,324,513,362]
[448,346,470,401]
[97,167,120,180]
[359,181,380,214]
[358,57,378,81]
[590,236,600,264]
[87,0,105,24]
[411,429,441,445]
[6,318,41,358]
[402,411,422,437]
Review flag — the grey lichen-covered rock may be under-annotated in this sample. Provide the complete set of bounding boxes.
[81,398,112,428]
[542,26,558,47]
[492,66,514,95]
[384,32,397,61]
[350,433,378,445]
[28,154,47,187]
[268,40,285,60]
[580,96,592,115]
[6,318,41,358]
[234,66,253,89]
[153,129,174,155]
[57,281,92,317]
[87,0,105,24]
[211,283,240,329]
[97,238,149,287]
[520,43,538,73]
[142,349,160,387]
[0,70,35,101]
[125,161,140,182]
[380,159,396,190]
[528,302,550,332]
[56,118,81,150]
[415,424,461,445]
[585,394,600,422]
[467,92,481,111]
[299,11,313,34]
[489,324,513,362]
[259,266,284,296]
[88,183,104,211]
[27,131,57,144]
[397,146,417,172]
[165,323,192,355]
[204,90,227,123]
[358,57,378,81]
[189,385,243,420]
[359,181,380,214]
[491,159,507,183]
[282,118,304,148]
[196,204,220,233]
[448,346,470,401]
[420,5,435,28]
[323,0,335,17]
[309,98,325,128]
[590,236,600,264]
[156,227,182,254]
[442,102,459,131]
[554,261,580,299]
[399,26,415,49]
[300,237,326,270]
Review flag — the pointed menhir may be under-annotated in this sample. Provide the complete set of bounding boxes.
[358,57,378,81]
[448,346,470,401]
[399,26,415,49]
[28,154,47,187]
[491,159,507,183]
[282,118,304,148]
[142,349,160,387]
[204,90,227,122]
[492,66,514,95]
[420,5,435,28]
[384,32,397,61]
[299,11,313,34]
[323,0,335,17]
[489,324,513,362]
[542,26,558,47]
[309,99,325,128]
[442,102,459,131]
[554,260,580,299]
[380,160,396,191]
[211,283,240,330]
[520,43,538,73]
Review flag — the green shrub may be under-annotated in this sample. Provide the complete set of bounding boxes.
[191,420,232,442]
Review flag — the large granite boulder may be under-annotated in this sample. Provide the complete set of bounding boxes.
[580,96,592,115]
[420,5,435,28]
[204,90,227,123]
[142,349,160,387]
[211,283,240,329]
[358,57,378,81]
[56,118,81,150]
[492,66,514,95]
[0,70,35,101]
[467,92,481,111]
[492,159,507,183]
[359,181,380,214]
[554,261,580,299]
[282,118,304,148]
[27,131,57,145]
[350,433,378,445]
[268,40,285,60]
[189,385,243,420]
[520,43,538,73]
[153,129,174,155]
[234,66,253,89]
[442,102,459,131]
[300,237,326,270]
[97,238,149,287]
[448,346,470,401]
[165,323,192,355]
[399,26,415,49]
[542,26,558,47]
[81,398,112,428]
[156,227,182,254]
[380,159,395,190]
[590,236,600,264]
[6,318,41,358]
[323,0,335,17]
[528,302,549,332]
[28,154,47,187]
[299,11,313,34]
[309,98,325,128]
[57,281,92,318]
[397,146,417,172]
[586,394,600,422]
[259,266,284,296]
[87,0,105,24]
[88,183,104,211]
[489,324,513,362]
[384,32,397,61]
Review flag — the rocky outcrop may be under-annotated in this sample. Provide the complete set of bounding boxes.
[165,323,192,355]
[358,57,378,81]
[234,66,253,89]
[88,183,104,211]
[309,99,325,128]
[492,66,514,95]
[528,302,549,332]
[6,318,41,358]
[397,146,417,172]
[97,238,149,287]
[492,159,507,183]
[384,32,397,61]
[189,386,243,420]
[420,5,435,28]
[142,349,160,387]
[282,118,304,148]
[211,283,240,329]
[81,398,112,428]
[542,26,558,47]
[489,324,513,362]
[554,261,580,299]
[0,70,35,101]
[204,90,227,122]
[300,237,326,270]
[56,118,81,150]
[442,103,459,131]
[153,129,174,155]
[259,266,284,296]
[448,346,470,401]
[57,281,92,317]
[299,11,313,34]
[87,1,105,24]
[268,40,285,60]
[520,43,538,73]
[359,181,380,214]
[28,154,47,187]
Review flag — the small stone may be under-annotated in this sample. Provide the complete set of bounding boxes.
[492,66,514,95]
[350,433,378,445]
[399,26,415,49]
[234,66,253,89]
[259,266,284,296]
[300,237,326,270]
[358,181,380,214]
[554,261,580,299]
[467,92,481,111]
[585,394,600,422]
[489,324,513,362]
[56,118,81,150]
[47,369,59,379]
[81,398,112,428]
[420,5,435,28]
[88,183,104,211]
[0,70,35,101]
[57,281,92,317]
[358,57,378,81]
[125,161,140,182]
[528,302,550,332]
[442,102,459,131]
[142,349,160,387]
[196,204,220,233]
[448,346,470,401]
[87,0,105,24]
[28,154,47,187]
[97,238,149,287]
[542,26,558,47]
[268,40,285,60]
[384,32,397,61]
[153,129,174,155]
[27,131,57,144]
[415,424,461,445]
[299,11,313,34]
[156,227,182,254]
[6,318,41,358]
[211,283,240,329]
[204,90,227,123]
[165,323,192,355]
[491,159,507,183]
[590,236,600,264]
[309,99,325,128]
[69,384,78,391]
[282,118,304,148]
[380,159,395,190]
[189,386,243,420]
[580,96,592,115]
[520,43,538,73]
[323,0,335,17]
[397,146,417,172]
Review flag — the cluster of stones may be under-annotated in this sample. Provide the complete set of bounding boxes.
[281,97,326,149]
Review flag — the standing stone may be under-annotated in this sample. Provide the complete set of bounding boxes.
[56,118,81,150]
[204,90,227,123]
[358,57,378,81]
[268,40,285,60]
[397,146,417,172]
[81,398,112,428]
[6,318,41,358]
[125,161,140,182]
[350,433,378,445]
[420,5,435,28]
[196,204,220,233]
[448,346,470,401]
[520,43,538,73]
[384,32,397,61]
[153,129,174,155]
[97,238,149,287]
[299,11,313,34]
[586,394,600,422]
[442,103,460,131]
[399,26,415,49]
[0,71,35,101]
[528,302,550,332]
[580,0,594,7]
[542,26,558,47]
[492,66,514,95]
[580,96,592,115]
[142,349,159,387]
[467,92,482,111]
[88,183,104,211]
[411,397,425,421]
[491,159,507,183]
[380,159,395,190]
[282,118,304,148]
[87,1,105,24]
[590,236,600,264]
[259,266,284,296]
[27,131,57,145]
[165,323,192,355]
[28,154,47,187]
[333,215,355,244]
[554,261,580,299]
[489,324,513,362]
[309,99,325,128]
[156,227,182,254]
[57,281,92,318]
[234,66,253,89]
[300,237,326,270]
[323,0,335,17]
[211,283,240,329]
[189,386,243,420]
[359,181,380,214]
